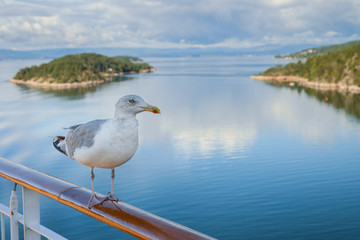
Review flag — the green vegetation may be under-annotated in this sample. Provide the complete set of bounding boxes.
[275,40,360,59]
[14,53,153,83]
[259,42,360,86]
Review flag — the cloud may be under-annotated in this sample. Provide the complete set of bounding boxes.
[324,31,340,38]
[266,0,294,6]
[0,0,359,50]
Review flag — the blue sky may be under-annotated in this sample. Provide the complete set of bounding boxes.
[0,0,359,50]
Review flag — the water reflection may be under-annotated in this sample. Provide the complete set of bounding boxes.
[13,76,134,100]
[172,126,257,159]
[267,82,360,120]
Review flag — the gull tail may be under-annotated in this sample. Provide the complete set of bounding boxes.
[52,136,68,156]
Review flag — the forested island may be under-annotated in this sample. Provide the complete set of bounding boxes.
[252,41,360,93]
[10,53,155,89]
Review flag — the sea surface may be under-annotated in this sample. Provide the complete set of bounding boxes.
[0,56,359,239]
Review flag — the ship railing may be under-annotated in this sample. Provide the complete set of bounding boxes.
[0,157,215,240]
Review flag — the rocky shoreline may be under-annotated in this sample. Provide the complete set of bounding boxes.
[10,78,107,90]
[251,75,360,94]
[10,68,155,90]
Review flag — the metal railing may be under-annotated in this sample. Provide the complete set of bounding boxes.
[0,157,215,240]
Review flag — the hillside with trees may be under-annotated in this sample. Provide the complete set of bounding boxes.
[275,40,360,59]
[255,42,360,88]
[12,53,154,85]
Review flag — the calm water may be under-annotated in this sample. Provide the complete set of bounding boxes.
[0,56,359,239]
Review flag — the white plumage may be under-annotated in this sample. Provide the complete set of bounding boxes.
[53,95,160,208]
[71,117,139,169]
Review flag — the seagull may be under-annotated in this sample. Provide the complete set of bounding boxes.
[53,95,160,208]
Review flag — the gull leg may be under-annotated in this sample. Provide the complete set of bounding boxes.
[104,168,119,202]
[91,167,95,195]
[87,167,96,208]
[87,167,106,209]
[111,168,115,195]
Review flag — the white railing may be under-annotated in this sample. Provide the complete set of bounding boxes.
[0,183,67,239]
[0,157,215,240]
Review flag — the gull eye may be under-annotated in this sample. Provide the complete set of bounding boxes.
[128,99,135,104]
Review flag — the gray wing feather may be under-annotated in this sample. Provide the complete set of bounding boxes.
[68,124,82,130]
[65,119,107,158]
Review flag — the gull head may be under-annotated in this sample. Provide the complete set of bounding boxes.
[115,95,160,116]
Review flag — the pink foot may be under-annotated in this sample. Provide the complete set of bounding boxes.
[87,194,107,209]
[101,193,120,204]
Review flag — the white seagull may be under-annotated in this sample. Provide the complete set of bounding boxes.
[53,95,160,208]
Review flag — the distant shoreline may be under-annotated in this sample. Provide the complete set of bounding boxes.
[250,75,360,94]
[10,68,155,90]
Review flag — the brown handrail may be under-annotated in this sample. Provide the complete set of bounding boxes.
[0,157,215,240]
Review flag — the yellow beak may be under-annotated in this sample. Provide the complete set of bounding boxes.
[141,105,161,114]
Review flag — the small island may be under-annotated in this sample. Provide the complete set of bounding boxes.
[10,53,155,89]
[252,41,360,93]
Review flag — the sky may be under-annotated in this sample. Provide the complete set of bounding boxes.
[0,0,359,50]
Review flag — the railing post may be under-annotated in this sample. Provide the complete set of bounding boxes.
[22,187,40,240]
[10,186,19,240]
[1,212,5,240]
